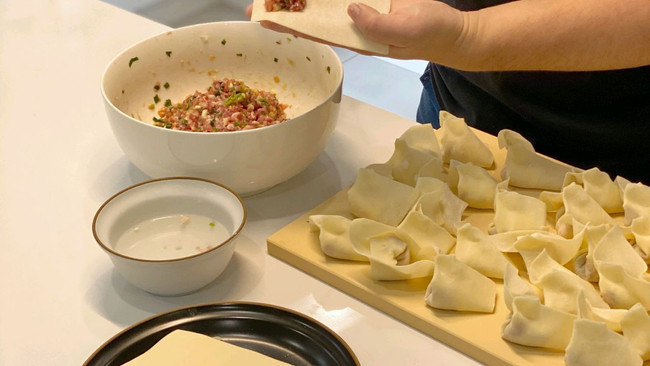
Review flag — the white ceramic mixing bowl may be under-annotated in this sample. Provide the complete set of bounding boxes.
[101,21,343,196]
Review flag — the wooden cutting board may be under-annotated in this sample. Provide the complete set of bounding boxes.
[266,126,646,366]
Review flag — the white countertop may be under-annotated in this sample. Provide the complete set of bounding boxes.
[0,1,480,365]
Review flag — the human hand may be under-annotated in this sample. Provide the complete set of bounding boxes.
[348,0,467,62]
[246,0,468,62]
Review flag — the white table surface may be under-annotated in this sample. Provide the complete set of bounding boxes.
[0,1,480,365]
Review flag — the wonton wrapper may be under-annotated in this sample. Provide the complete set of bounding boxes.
[448,160,497,209]
[621,303,650,360]
[572,224,609,282]
[309,214,367,261]
[576,290,626,332]
[631,216,650,259]
[124,329,293,365]
[564,319,642,366]
[455,223,510,279]
[623,182,650,226]
[438,111,494,168]
[563,167,624,213]
[394,123,441,156]
[501,295,575,351]
[497,129,574,191]
[367,232,435,280]
[592,225,648,278]
[556,183,618,237]
[348,218,436,280]
[398,210,455,255]
[412,177,468,235]
[513,228,585,266]
[503,263,541,311]
[251,0,390,54]
[425,254,496,313]
[490,229,549,252]
[597,261,650,310]
[525,250,609,314]
[387,137,441,186]
[490,180,547,234]
[348,167,418,226]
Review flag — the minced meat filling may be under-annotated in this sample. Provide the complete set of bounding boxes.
[265,0,306,12]
[153,78,288,132]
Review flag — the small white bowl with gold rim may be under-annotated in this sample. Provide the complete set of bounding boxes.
[92,177,246,296]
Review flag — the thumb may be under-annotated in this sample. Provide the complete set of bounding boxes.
[347,3,386,42]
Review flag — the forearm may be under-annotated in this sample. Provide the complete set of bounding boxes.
[454,0,650,71]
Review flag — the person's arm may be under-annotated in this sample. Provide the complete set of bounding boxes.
[347,0,650,71]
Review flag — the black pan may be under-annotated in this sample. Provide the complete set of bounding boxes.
[84,302,360,366]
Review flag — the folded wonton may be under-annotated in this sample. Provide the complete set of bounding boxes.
[387,137,441,186]
[490,180,548,234]
[348,218,436,280]
[412,177,468,235]
[563,167,624,213]
[425,254,496,313]
[439,111,494,169]
[564,319,642,366]
[347,167,418,226]
[597,261,650,310]
[501,295,575,351]
[455,223,510,279]
[397,210,455,255]
[503,262,541,311]
[622,182,650,226]
[497,129,574,191]
[309,215,367,261]
[447,160,497,209]
[525,250,609,314]
[576,290,626,332]
[621,303,650,361]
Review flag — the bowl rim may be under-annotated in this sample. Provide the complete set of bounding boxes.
[100,20,344,136]
[92,176,247,263]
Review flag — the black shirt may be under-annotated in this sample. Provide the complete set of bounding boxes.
[430,0,650,183]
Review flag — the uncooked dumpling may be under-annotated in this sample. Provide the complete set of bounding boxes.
[398,210,455,255]
[621,303,650,361]
[501,295,575,351]
[592,225,647,278]
[576,290,626,332]
[513,228,585,266]
[425,254,496,313]
[347,167,418,226]
[367,232,435,281]
[387,137,440,186]
[348,218,436,280]
[631,216,650,260]
[572,224,609,283]
[497,129,574,191]
[564,319,642,366]
[490,180,548,233]
[309,215,367,261]
[395,123,441,156]
[455,223,510,279]
[622,182,650,226]
[438,111,494,169]
[597,261,650,310]
[563,167,624,213]
[556,183,618,237]
[525,250,609,314]
[503,263,541,311]
[447,160,497,209]
[412,177,468,235]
